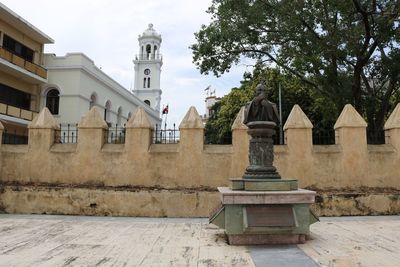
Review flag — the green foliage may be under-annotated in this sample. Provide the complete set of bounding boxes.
[205,86,253,144]
[193,0,400,135]
[204,65,337,144]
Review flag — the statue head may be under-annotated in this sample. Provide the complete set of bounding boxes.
[255,83,266,96]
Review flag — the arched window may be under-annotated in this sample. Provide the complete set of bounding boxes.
[104,100,111,122]
[127,112,132,120]
[89,93,97,110]
[117,107,122,125]
[46,89,60,115]
[154,45,158,58]
[146,44,151,59]
[143,78,147,88]
[147,77,151,88]
[144,100,151,106]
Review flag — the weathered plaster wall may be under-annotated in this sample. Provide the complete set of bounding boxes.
[0,103,399,217]
[0,185,398,217]
[0,185,219,217]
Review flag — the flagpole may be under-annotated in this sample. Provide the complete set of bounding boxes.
[165,103,169,127]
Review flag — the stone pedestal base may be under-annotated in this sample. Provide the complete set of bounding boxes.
[228,234,307,245]
[231,178,298,191]
[209,187,317,245]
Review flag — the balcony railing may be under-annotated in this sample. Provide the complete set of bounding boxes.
[134,54,163,61]
[0,103,37,121]
[0,47,47,79]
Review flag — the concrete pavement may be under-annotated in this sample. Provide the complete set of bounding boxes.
[0,214,398,266]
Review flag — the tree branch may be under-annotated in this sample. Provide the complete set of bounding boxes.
[353,0,373,57]
[237,47,322,92]
[299,18,322,40]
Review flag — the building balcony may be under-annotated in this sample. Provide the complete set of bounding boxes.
[134,54,163,61]
[0,102,37,121]
[0,46,47,83]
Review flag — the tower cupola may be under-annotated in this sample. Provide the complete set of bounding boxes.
[132,23,163,114]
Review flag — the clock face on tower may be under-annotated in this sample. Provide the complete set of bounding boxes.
[144,69,151,75]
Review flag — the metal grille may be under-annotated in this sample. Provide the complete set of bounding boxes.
[367,129,385,144]
[313,129,336,145]
[153,124,179,144]
[104,124,126,144]
[204,134,232,145]
[2,129,28,144]
[54,124,78,144]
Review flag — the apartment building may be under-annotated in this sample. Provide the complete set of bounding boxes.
[0,3,53,143]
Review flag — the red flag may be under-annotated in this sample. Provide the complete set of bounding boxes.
[162,105,169,114]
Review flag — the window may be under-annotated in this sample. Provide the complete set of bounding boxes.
[144,100,151,106]
[147,78,151,88]
[0,83,31,110]
[104,101,111,122]
[143,78,147,88]
[154,45,158,58]
[3,35,34,62]
[146,44,151,59]
[117,107,122,125]
[46,89,60,115]
[89,93,97,110]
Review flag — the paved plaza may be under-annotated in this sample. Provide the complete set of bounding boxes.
[0,214,399,266]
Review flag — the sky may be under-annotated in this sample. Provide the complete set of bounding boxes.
[2,0,253,126]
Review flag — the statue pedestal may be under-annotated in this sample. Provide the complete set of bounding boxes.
[209,120,317,245]
[243,121,281,179]
[210,186,317,245]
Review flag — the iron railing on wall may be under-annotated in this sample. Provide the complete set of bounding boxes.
[2,129,28,144]
[153,124,179,144]
[313,129,336,145]
[104,124,126,144]
[54,124,78,144]
[367,129,385,145]
[204,134,232,145]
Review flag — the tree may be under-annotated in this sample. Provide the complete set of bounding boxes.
[204,64,337,144]
[192,0,400,135]
[204,82,253,144]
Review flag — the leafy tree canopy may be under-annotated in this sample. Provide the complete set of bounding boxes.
[204,64,337,144]
[192,0,400,133]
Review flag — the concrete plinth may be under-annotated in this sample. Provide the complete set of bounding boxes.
[209,117,317,245]
[210,187,317,245]
[218,187,316,204]
[228,234,307,245]
[231,178,298,191]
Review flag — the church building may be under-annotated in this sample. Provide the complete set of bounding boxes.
[42,24,164,126]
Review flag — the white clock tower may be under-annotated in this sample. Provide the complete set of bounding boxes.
[132,23,162,113]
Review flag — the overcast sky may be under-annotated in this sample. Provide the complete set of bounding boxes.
[2,0,253,125]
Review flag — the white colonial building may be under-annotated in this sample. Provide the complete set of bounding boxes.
[132,24,163,113]
[201,88,221,123]
[0,3,162,144]
[42,52,161,126]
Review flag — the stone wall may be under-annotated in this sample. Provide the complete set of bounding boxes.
[0,103,399,217]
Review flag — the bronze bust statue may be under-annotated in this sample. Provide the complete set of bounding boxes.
[243,83,279,125]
